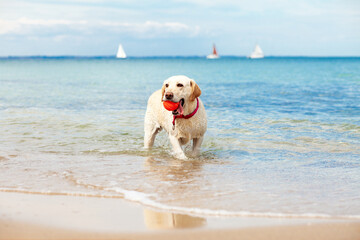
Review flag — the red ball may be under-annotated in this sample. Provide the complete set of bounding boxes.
[163,101,180,111]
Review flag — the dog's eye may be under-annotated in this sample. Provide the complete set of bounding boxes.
[165,84,169,88]
[177,83,183,87]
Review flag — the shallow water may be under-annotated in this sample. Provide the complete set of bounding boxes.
[0,57,359,219]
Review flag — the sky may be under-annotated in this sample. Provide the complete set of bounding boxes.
[0,0,359,56]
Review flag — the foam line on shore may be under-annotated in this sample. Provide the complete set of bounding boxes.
[2,187,359,220]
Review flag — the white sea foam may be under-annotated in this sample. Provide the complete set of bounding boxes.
[1,185,360,220]
[107,187,360,220]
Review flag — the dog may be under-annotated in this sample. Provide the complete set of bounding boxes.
[144,75,207,159]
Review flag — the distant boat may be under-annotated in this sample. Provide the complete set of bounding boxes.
[206,44,219,59]
[116,44,127,59]
[249,44,264,59]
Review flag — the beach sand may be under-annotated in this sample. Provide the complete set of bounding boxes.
[0,192,359,240]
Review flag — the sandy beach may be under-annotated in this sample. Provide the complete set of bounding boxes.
[1,191,359,240]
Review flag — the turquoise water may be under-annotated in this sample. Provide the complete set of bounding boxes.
[0,57,359,218]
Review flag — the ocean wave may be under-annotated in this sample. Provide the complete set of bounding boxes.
[2,187,359,220]
[108,187,360,220]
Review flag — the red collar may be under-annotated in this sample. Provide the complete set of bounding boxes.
[172,98,199,128]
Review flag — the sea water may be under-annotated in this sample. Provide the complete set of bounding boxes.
[0,57,359,219]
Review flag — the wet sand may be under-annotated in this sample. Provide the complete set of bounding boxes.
[0,192,359,240]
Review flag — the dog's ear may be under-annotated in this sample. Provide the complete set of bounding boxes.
[190,80,201,101]
[161,84,166,102]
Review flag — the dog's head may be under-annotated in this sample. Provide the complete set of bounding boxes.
[161,75,201,115]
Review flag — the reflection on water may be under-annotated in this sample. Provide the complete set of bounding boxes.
[144,209,206,229]
[142,156,206,211]
[144,157,204,181]
[143,157,207,229]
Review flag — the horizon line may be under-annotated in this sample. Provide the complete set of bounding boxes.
[1,55,360,59]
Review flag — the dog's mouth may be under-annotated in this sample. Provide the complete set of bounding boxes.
[172,99,185,116]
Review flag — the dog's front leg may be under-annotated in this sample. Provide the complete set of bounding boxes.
[192,136,204,157]
[168,135,187,159]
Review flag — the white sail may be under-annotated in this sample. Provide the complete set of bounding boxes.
[116,44,127,58]
[249,44,264,59]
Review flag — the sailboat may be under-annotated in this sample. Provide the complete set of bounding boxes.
[206,44,219,59]
[116,44,127,59]
[249,44,264,59]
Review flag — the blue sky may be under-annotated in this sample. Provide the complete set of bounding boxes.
[1,0,359,56]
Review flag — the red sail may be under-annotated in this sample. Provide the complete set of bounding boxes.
[213,45,217,55]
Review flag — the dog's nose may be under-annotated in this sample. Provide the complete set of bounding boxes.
[165,92,173,100]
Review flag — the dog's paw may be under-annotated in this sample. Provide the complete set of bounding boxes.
[173,151,188,160]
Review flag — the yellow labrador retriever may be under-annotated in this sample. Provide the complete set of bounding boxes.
[144,75,207,159]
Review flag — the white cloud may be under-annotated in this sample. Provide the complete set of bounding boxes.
[175,0,360,17]
[17,17,87,26]
[0,19,18,35]
[0,18,86,35]
[99,20,200,38]
[0,18,200,39]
